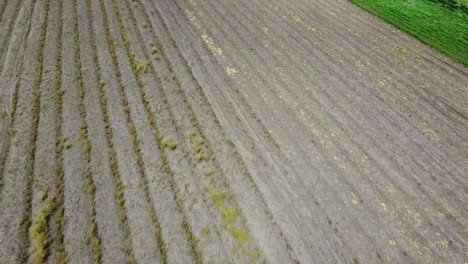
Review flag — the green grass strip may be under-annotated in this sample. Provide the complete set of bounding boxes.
[349,0,468,66]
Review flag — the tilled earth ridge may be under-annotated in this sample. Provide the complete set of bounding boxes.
[0,0,467,263]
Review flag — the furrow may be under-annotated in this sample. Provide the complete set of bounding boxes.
[28,0,61,262]
[72,0,102,261]
[60,0,94,261]
[87,0,147,260]
[0,0,42,260]
[51,0,65,262]
[106,0,239,261]
[214,0,466,192]
[0,61,22,193]
[283,0,468,113]
[91,0,164,261]
[249,0,468,256]
[0,0,51,260]
[121,1,274,262]
[172,0,355,262]
[85,0,136,261]
[115,0,271,262]
[0,0,466,263]
[141,0,301,262]
[110,0,205,263]
[0,0,23,73]
[0,0,37,185]
[258,0,468,198]
[180,0,467,261]
[313,0,468,80]
[76,0,130,262]
[165,1,410,262]
[0,0,10,22]
[0,61,20,189]
[264,0,468,145]
[98,0,166,260]
[273,2,468,184]
[225,0,466,221]
[187,0,468,260]
[197,0,464,224]
[218,0,468,229]
[19,0,51,261]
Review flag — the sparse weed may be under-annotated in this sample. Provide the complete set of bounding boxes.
[30,196,55,264]
[227,225,249,251]
[122,33,130,45]
[192,140,202,154]
[88,224,100,261]
[203,167,213,177]
[207,186,237,224]
[135,60,150,74]
[184,222,202,264]
[207,185,256,254]
[81,125,91,157]
[195,151,208,163]
[395,45,407,53]
[57,134,70,150]
[249,248,260,261]
[187,131,208,162]
[57,86,64,96]
[37,188,49,201]
[161,136,176,150]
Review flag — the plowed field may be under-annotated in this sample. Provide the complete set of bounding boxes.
[0,0,467,263]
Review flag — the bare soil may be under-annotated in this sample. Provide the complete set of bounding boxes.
[0,0,467,263]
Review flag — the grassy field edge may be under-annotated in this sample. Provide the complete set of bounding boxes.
[349,0,468,66]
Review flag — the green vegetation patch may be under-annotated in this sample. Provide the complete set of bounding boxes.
[349,0,468,65]
[187,131,208,163]
[135,59,150,74]
[30,195,56,264]
[207,186,251,252]
[427,0,468,13]
[161,136,176,150]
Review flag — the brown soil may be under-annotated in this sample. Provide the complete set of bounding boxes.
[0,0,466,263]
